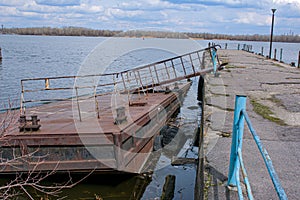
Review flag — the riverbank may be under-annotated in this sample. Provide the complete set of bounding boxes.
[203,49,300,199]
[1,27,300,43]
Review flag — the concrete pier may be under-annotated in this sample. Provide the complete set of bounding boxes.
[204,50,300,199]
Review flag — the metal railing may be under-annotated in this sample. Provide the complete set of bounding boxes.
[20,45,222,120]
[227,95,288,200]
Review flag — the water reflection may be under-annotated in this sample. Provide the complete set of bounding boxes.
[0,173,152,200]
[60,174,152,200]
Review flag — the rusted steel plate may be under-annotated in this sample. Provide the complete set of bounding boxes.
[0,159,117,172]
[0,133,114,146]
[0,81,191,173]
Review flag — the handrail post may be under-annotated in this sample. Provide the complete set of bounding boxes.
[211,48,218,77]
[228,95,247,187]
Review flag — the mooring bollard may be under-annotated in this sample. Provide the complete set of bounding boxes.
[280,48,283,62]
[274,48,277,60]
[298,51,300,68]
[291,62,296,67]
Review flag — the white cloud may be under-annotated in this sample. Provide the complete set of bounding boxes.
[105,8,143,19]
[273,0,299,3]
[72,3,104,13]
[35,0,80,6]
[120,0,191,11]
[0,6,18,16]
[234,12,270,26]
[0,0,33,6]
[0,0,299,34]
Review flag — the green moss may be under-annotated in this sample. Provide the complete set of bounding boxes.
[221,132,231,137]
[204,172,212,200]
[250,99,286,126]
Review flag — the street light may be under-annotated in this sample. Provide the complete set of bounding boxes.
[269,8,276,59]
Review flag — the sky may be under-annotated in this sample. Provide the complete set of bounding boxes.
[0,0,299,35]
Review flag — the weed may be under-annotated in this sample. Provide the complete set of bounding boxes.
[250,99,286,126]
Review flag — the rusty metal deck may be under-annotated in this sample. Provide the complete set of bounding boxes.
[0,82,191,174]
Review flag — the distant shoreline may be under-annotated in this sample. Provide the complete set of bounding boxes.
[1,27,300,43]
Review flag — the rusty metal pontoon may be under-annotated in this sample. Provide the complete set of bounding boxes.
[0,45,222,174]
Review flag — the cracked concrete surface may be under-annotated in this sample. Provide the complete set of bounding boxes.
[204,50,300,200]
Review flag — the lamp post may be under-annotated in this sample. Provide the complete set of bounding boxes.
[269,9,276,59]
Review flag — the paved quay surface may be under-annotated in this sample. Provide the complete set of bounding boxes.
[203,49,300,199]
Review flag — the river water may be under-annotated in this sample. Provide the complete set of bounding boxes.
[0,35,299,109]
[0,35,299,199]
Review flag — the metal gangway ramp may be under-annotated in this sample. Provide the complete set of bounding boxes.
[20,45,224,119]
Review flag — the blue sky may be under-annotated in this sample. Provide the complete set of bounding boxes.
[0,0,299,35]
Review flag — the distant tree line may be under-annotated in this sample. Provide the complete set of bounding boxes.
[185,32,300,43]
[1,27,300,43]
[1,27,121,37]
[118,30,190,39]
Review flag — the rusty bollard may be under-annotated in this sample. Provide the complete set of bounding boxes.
[31,115,39,125]
[165,86,171,94]
[18,115,27,131]
[19,115,41,132]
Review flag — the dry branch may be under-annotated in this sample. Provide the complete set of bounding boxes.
[0,100,94,199]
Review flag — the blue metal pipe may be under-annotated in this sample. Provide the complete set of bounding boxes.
[236,167,244,200]
[228,95,247,186]
[211,48,217,76]
[238,148,254,200]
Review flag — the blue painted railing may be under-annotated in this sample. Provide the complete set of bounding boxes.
[227,95,288,200]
